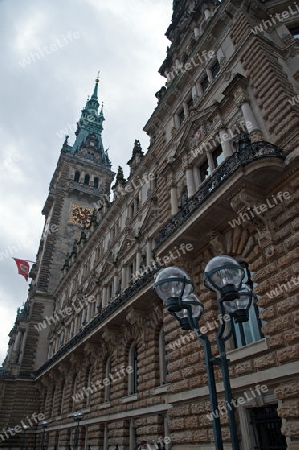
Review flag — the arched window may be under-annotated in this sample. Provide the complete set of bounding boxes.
[104,357,111,403]
[51,385,56,417]
[159,328,168,385]
[74,171,80,182]
[94,177,99,189]
[128,344,138,395]
[86,367,92,407]
[60,381,65,415]
[84,174,90,185]
[231,261,264,348]
[71,374,78,411]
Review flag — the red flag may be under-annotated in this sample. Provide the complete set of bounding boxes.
[12,258,30,281]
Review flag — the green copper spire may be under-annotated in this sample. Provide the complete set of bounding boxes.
[67,75,110,167]
[91,73,99,100]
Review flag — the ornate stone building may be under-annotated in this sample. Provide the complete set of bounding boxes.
[1,0,299,449]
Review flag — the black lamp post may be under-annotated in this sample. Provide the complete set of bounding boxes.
[72,412,83,450]
[40,421,48,450]
[153,256,254,450]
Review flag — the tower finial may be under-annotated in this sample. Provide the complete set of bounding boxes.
[95,70,100,83]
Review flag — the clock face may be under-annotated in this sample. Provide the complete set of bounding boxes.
[70,204,93,227]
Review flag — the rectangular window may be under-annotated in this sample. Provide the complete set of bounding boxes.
[201,75,209,93]
[289,26,299,38]
[135,197,140,212]
[199,159,211,182]
[250,406,287,450]
[212,145,225,168]
[178,109,185,125]
[211,60,220,78]
[232,263,264,348]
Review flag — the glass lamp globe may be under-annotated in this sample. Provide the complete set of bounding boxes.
[223,284,253,322]
[176,294,204,330]
[204,255,244,300]
[153,267,193,311]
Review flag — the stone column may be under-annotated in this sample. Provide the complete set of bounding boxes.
[86,304,91,323]
[206,150,215,172]
[193,166,200,190]
[114,272,119,296]
[192,85,197,100]
[174,114,180,129]
[13,330,22,352]
[171,186,178,215]
[196,81,204,96]
[204,8,211,19]
[121,266,127,290]
[136,250,142,273]
[146,241,152,266]
[102,286,108,309]
[149,175,155,191]
[219,129,234,158]
[183,102,188,118]
[207,68,213,83]
[186,167,196,198]
[241,101,263,141]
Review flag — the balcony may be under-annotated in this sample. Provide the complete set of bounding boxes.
[155,141,285,250]
[35,267,159,378]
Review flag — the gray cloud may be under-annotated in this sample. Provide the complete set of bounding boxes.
[0,0,172,363]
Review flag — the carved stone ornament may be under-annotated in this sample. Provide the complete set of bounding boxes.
[230,189,277,247]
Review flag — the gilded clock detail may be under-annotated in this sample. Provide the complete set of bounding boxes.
[70,204,93,227]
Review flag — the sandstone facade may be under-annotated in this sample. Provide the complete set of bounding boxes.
[1,1,299,449]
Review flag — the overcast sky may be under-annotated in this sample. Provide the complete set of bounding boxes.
[0,0,172,365]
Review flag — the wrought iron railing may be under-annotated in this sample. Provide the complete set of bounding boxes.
[154,142,285,250]
[35,267,159,377]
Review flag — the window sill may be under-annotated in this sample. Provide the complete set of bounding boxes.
[122,393,138,403]
[226,338,268,362]
[153,384,169,395]
[98,402,110,410]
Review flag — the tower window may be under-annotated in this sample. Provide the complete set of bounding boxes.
[74,171,80,182]
[84,174,90,185]
[87,151,94,160]
[94,177,99,189]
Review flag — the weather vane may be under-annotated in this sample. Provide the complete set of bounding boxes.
[96,70,100,82]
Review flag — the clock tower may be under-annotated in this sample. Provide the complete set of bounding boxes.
[36,75,114,295]
[3,76,114,376]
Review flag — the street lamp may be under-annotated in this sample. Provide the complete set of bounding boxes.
[153,256,254,450]
[40,421,48,450]
[72,412,83,450]
[21,424,29,450]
